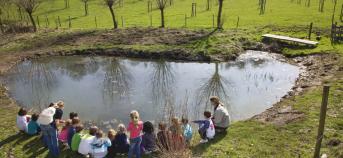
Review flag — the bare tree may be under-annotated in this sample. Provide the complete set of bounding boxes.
[217,0,224,29]
[104,0,118,29]
[16,0,41,32]
[156,0,168,27]
[81,0,89,16]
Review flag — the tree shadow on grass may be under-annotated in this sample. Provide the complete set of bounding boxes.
[191,131,227,156]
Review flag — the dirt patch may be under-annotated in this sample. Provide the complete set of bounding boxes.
[252,53,341,125]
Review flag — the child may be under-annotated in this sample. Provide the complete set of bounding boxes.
[67,118,80,147]
[91,130,112,158]
[193,111,215,143]
[113,124,130,156]
[169,117,185,150]
[58,119,72,143]
[53,101,65,125]
[127,110,143,158]
[181,118,193,146]
[27,113,40,135]
[16,108,29,132]
[156,122,172,151]
[71,124,84,152]
[69,112,78,120]
[141,121,157,154]
[78,126,98,156]
[106,129,117,158]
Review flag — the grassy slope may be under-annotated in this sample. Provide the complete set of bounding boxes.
[0,0,343,158]
[0,0,340,29]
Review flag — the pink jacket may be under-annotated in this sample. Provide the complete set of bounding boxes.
[127,121,143,139]
[58,128,69,142]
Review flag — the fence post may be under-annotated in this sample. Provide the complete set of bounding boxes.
[212,14,215,28]
[0,17,4,33]
[58,16,61,27]
[95,16,97,28]
[184,14,187,27]
[36,16,40,28]
[45,15,49,28]
[308,22,313,39]
[313,85,330,158]
[121,16,124,27]
[150,14,152,26]
[236,16,240,28]
[68,16,71,28]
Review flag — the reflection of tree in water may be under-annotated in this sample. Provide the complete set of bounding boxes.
[196,63,231,117]
[13,60,57,111]
[58,57,100,81]
[102,58,132,105]
[150,60,175,106]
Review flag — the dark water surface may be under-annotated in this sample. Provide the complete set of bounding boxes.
[4,51,300,126]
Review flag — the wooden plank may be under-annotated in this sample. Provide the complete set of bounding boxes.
[262,34,319,45]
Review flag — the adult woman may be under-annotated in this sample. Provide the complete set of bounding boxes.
[37,106,59,157]
[210,96,231,133]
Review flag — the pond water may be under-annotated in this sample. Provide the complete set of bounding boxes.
[4,51,300,127]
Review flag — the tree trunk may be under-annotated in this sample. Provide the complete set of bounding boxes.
[28,12,37,32]
[109,6,117,29]
[217,0,223,29]
[160,9,165,28]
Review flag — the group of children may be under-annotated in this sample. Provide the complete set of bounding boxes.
[16,102,218,158]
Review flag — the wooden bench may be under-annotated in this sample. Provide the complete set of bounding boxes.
[262,34,319,46]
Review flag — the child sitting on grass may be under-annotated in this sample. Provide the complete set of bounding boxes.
[27,113,40,135]
[58,119,72,144]
[113,124,130,156]
[71,124,84,152]
[156,122,172,151]
[67,118,80,147]
[169,117,185,150]
[91,130,112,158]
[181,118,192,146]
[193,111,215,144]
[78,126,98,156]
[16,108,29,132]
[106,129,117,158]
[141,121,157,154]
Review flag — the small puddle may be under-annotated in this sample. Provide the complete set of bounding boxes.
[3,51,300,128]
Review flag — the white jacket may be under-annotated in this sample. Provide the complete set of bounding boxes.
[16,115,28,132]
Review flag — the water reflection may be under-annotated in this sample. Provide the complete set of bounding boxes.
[150,60,175,106]
[195,63,231,117]
[102,58,132,105]
[10,60,57,111]
[4,51,300,124]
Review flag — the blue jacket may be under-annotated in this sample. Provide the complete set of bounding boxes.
[193,120,210,132]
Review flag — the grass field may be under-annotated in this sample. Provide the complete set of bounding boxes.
[0,0,341,29]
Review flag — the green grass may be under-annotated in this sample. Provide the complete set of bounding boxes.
[192,76,343,157]
[1,0,341,29]
[0,0,343,157]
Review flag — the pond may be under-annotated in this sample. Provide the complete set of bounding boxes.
[4,51,300,128]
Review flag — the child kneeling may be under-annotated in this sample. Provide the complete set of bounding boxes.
[193,111,215,143]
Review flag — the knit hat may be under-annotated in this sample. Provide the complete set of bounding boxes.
[37,107,56,125]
